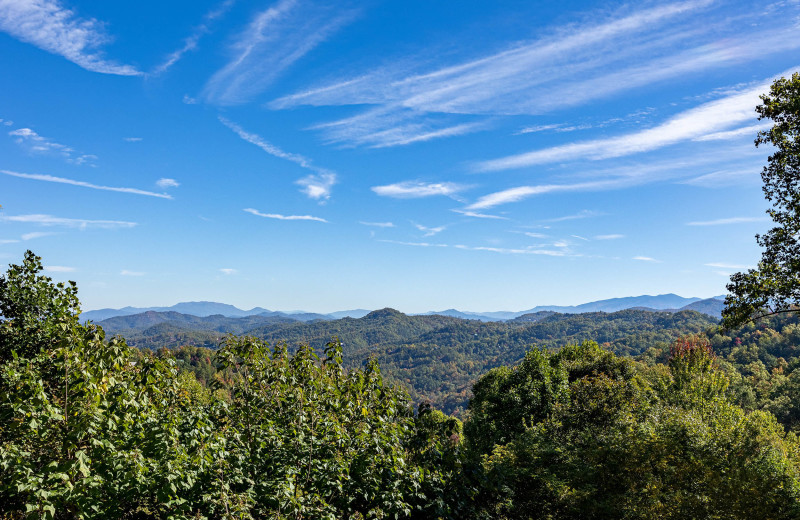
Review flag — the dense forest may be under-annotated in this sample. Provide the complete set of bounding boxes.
[100,306,718,415]
[3,251,800,519]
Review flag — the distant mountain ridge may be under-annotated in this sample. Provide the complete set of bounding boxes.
[423,294,726,321]
[97,307,721,414]
[82,302,372,323]
[84,293,726,323]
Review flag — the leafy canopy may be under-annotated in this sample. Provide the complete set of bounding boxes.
[724,72,800,328]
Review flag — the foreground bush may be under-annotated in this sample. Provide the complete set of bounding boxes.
[465,340,800,519]
[0,252,461,519]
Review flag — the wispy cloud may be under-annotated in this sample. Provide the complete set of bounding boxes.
[686,216,770,226]
[123,137,142,142]
[296,173,336,201]
[516,124,563,134]
[594,234,624,240]
[693,123,771,142]
[682,167,760,187]
[451,209,509,220]
[360,221,395,228]
[379,239,448,248]
[21,231,54,240]
[312,110,485,148]
[44,265,75,272]
[0,214,137,229]
[517,123,593,135]
[156,178,180,189]
[151,0,235,75]
[220,117,338,199]
[372,181,468,199]
[273,1,800,147]
[474,70,796,172]
[120,270,144,276]
[274,1,716,113]
[413,223,446,237]
[219,268,237,275]
[454,244,567,256]
[0,0,140,75]
[203,0,358,105]
[633,256,661,262]
[467,180,622,210]
[1,170,172,199]
[8,127,96,165]
[705,262,749,269]
[244,208,327,222]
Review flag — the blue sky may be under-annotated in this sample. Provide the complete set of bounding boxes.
[0,0,797,313]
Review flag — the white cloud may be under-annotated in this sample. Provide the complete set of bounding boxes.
[296,172,337,201]
[451,209,509,220]
[220,117,336,179]
[156,178,180,189]
[0,214,137,229]
[372,181,468,199]
[360,221,395,228]
[312,109,485,148]
[244,208,327,222]
[21,231,54,240]
[633,256,661,262]
[273,1,800,147]
[705,262,749,269]
[693,123,771,142]
[44,265,75,272]
[547,210,604,223]
[413,223,446,237]
[686,216,770,226]
[474,70,796,172]
[0,0,140,75]
[151,0,235,75]
[594,234,624,240]
[8,126,98,165]
[219,268,237,275]
[523,232,549,239]
[682,167,761,187]
[454,244,567,256]
[517,124,563,134]
[120,269,144,276]
[467,181,618,210]
[0,239,19,244]
[275,1,716,113]
[379,239,448,248]
[71,154,97,166]
[1,170,172,199]
[203,0,358,105]
[124,137,142,142]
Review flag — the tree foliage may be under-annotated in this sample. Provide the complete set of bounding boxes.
[4,251,800,519]
[465,340,800,519]
[0,252,458,519]
[724,72,800,328]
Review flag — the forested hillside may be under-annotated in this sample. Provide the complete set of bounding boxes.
[101,307,718,414]
[3,252,800,519]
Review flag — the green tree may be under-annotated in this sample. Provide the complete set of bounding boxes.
[0,251,222,518]
[724,72,800,328]
[465,339,800,519]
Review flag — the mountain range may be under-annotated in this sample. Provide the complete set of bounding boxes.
[83,293,726,323]
[96,306,722,415]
